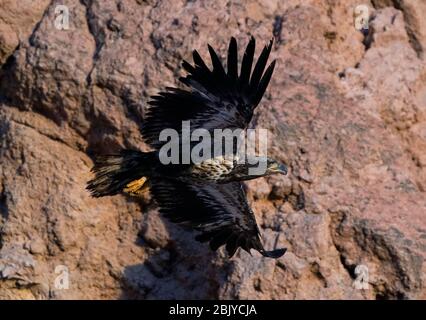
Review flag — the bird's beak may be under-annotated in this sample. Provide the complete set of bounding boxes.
[270,163,287,175]
[277,163,288,175]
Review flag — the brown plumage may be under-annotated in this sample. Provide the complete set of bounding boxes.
[87,37,291,258]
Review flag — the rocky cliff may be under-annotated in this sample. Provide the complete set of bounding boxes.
[0,0,425,299]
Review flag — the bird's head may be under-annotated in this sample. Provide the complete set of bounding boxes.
[265,158,288,175]
[243,156,288,178]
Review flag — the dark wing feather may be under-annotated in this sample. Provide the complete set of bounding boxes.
[227,37,238,80]
[239,36,256,90]
[141,37,276,150]
[150,179,286,258]
[208,44,226,77]
[193,50,210,71]
[253,59,276,107]
[249,39,273,92]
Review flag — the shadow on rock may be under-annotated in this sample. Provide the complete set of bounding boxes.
[120,213,229,299]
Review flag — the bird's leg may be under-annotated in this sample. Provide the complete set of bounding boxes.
[123,177,149,195]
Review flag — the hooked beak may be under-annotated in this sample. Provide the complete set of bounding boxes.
[277,163,288,175]
[270,163,288,175]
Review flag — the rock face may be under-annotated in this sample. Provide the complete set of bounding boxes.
[0,0,425,300]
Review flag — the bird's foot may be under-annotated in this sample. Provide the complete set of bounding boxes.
[124,177,149,196]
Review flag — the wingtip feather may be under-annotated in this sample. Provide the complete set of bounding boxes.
[208,44,226,76]
[227,37,238,79]
[261,248,287,259]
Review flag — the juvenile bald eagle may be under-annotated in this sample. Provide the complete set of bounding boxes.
[87,37,287,258]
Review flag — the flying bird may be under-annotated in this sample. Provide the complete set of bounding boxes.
[87,37,287,258]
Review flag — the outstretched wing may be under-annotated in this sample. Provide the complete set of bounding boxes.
[150,179,286,258]
[142,37,276,150]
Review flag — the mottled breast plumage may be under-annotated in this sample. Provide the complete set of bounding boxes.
[190,156,235,181]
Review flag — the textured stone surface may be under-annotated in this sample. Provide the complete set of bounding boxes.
[0,0,51,65]
[0,0,425,299]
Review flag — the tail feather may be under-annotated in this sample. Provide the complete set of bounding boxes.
[86,150,154,197]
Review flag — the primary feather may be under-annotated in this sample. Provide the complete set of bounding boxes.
[141,37,276,150]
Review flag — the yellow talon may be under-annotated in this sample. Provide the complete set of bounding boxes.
[124,177,149,195]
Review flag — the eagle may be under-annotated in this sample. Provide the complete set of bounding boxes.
[87,37,288,258]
